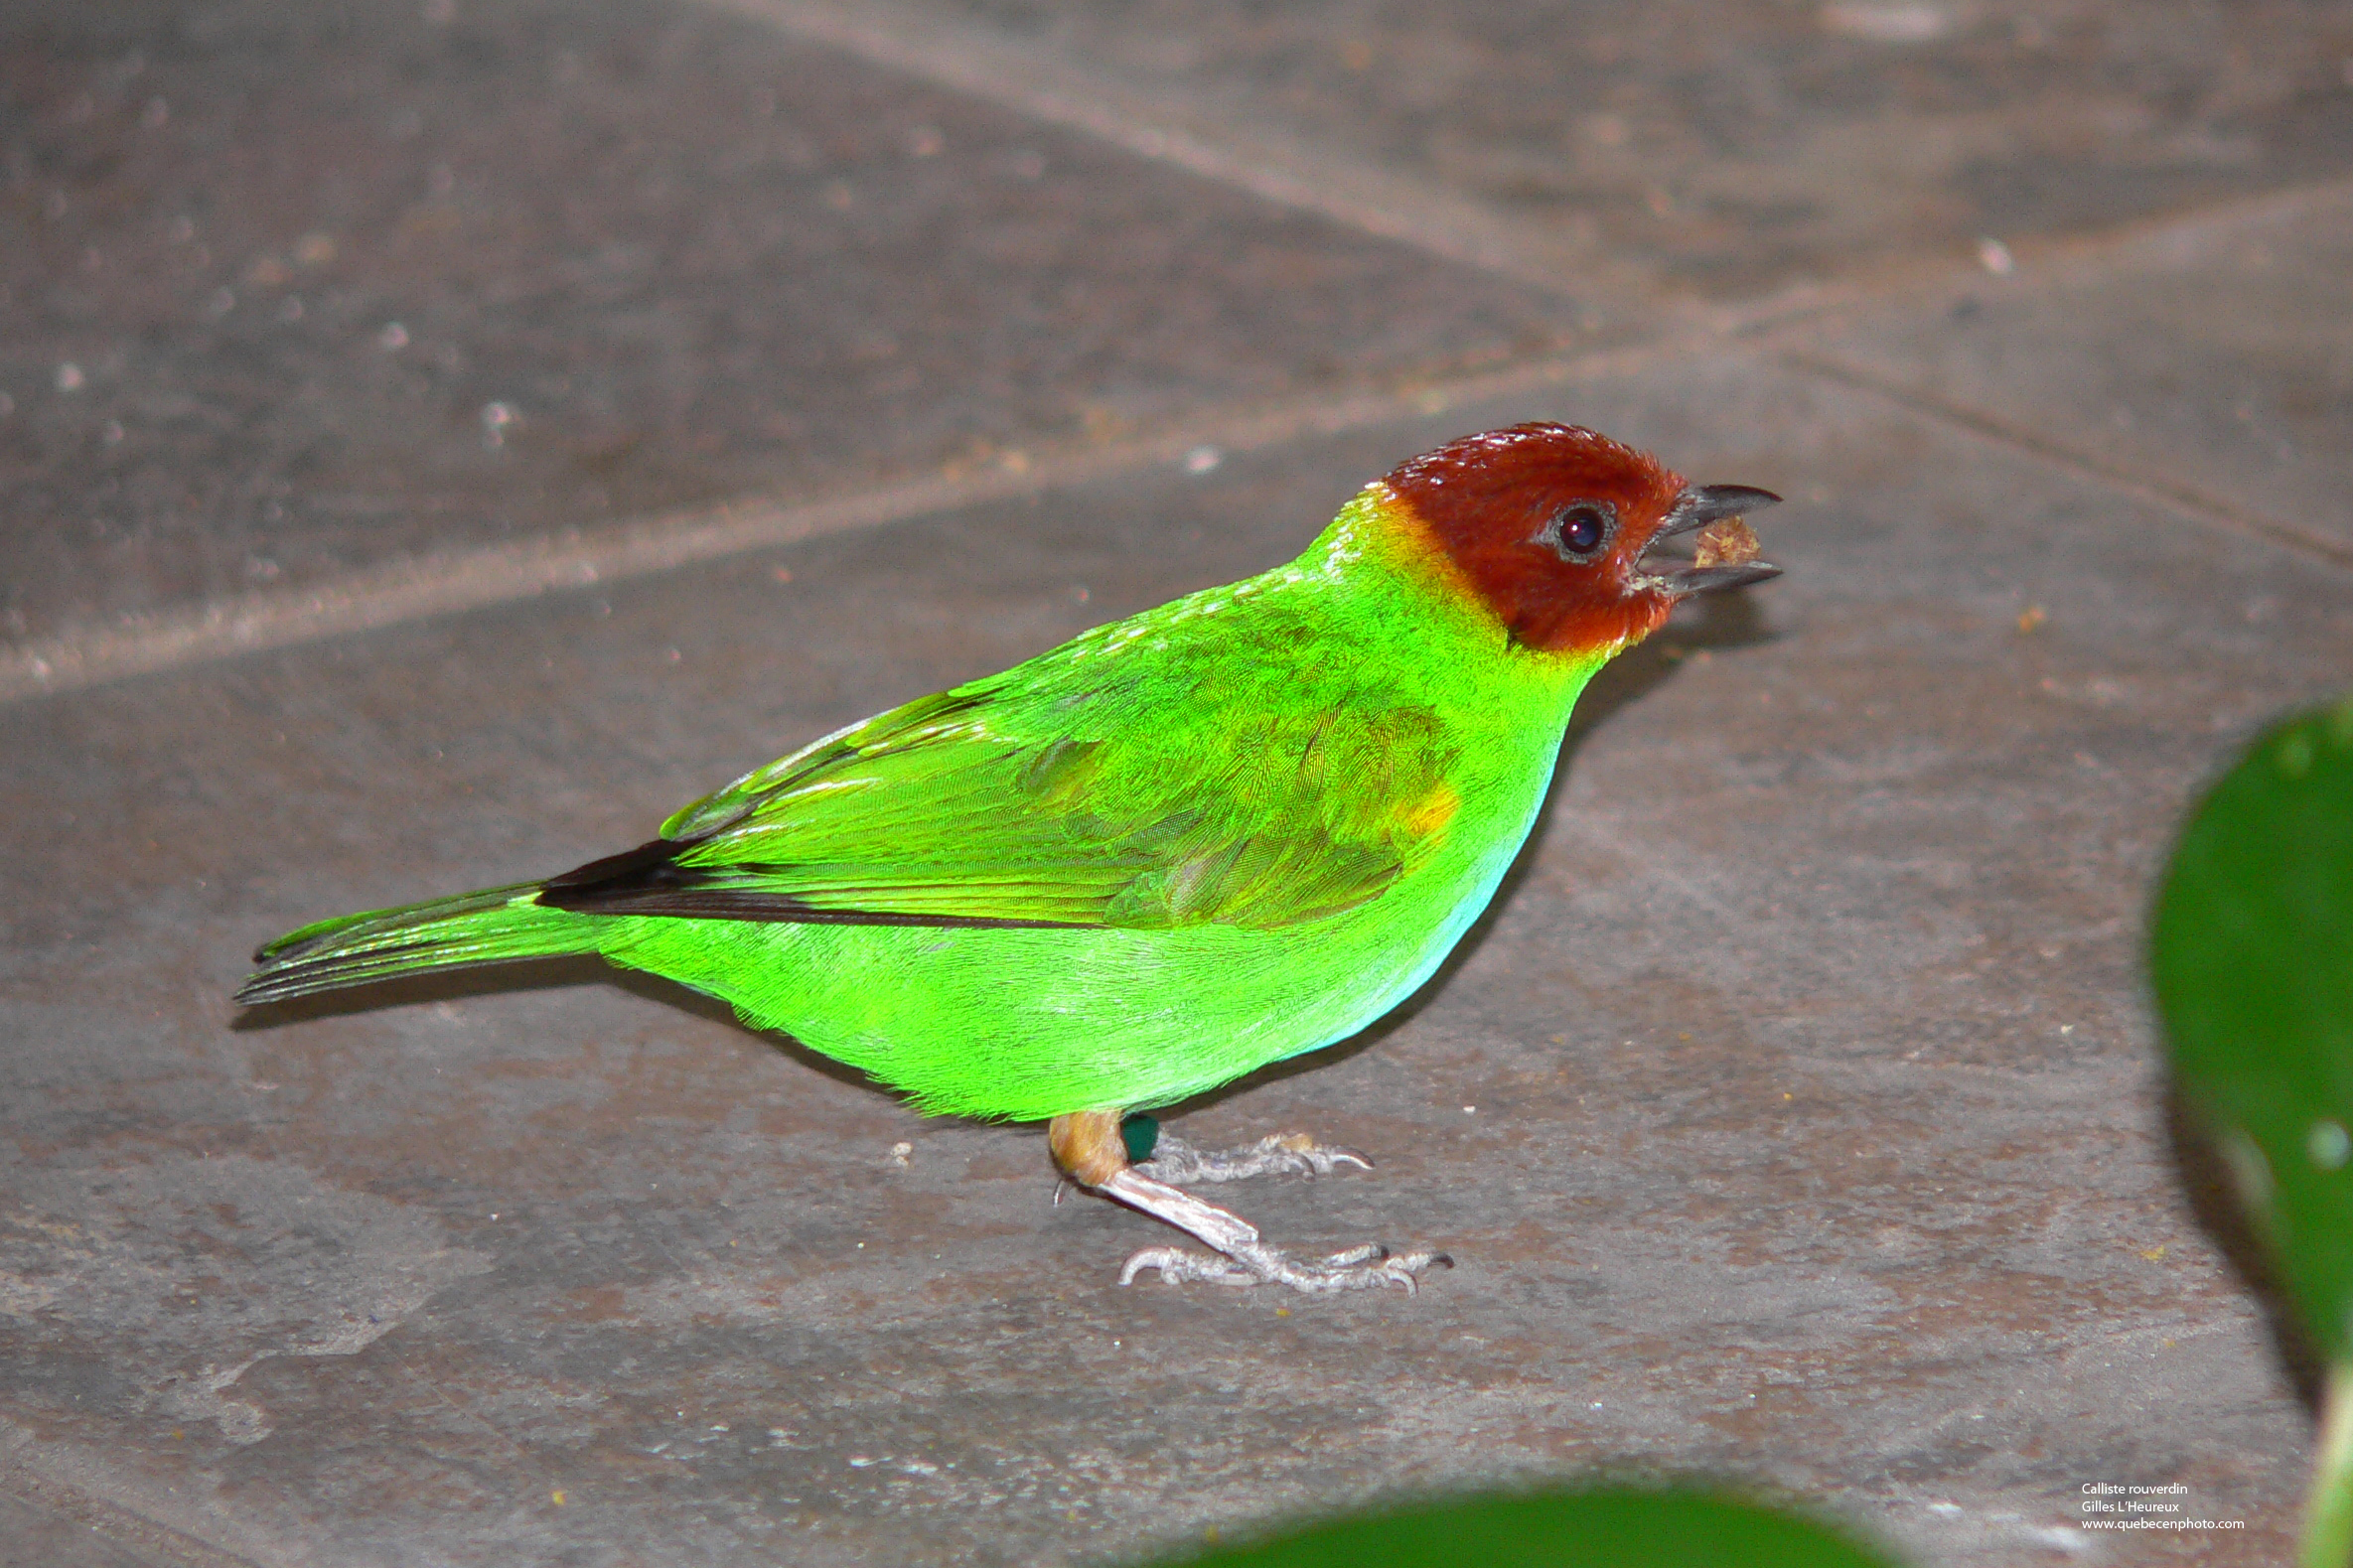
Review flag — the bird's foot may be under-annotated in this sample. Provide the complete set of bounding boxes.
[1133,1130,1372,1185]
[1054,1120,1449,1300]
[1119,1238,1451,1294]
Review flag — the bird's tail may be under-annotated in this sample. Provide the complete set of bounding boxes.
[234,884,592,1006]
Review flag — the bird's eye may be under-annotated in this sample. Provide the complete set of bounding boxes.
[1540,500,1616,562]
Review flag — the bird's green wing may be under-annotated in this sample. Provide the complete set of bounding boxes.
[537,662,1466,933]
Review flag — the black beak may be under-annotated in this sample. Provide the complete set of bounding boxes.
[1653,484,1782,539]
[1642,484,1783,596]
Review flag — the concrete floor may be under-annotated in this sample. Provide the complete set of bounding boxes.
[5,2,2353,1564]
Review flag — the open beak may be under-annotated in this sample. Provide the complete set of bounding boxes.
[1640,484,1783,596]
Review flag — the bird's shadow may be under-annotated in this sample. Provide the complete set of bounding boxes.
[231,591,1779,1132]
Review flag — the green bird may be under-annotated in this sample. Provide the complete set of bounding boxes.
[236,423,1780,1293]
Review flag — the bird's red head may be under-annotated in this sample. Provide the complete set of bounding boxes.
[1382,422,1781,655]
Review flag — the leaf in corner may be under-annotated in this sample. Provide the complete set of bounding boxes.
[2153,696,2353,1358]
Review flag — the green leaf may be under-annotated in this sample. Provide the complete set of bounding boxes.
[2152,696,2353,1568]
[2152,697,2353,1357]
[1148,1486,1898,1568]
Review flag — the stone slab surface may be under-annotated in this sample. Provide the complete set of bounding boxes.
[10,0,2353,1562]
[898,0,2353,300]
[1790,185,2353,556]
[0,1493,164,1568]
[4,350,2349,1566]
[0,0,1570,647]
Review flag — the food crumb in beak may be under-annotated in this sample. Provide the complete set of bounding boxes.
[1691,514,1762,568]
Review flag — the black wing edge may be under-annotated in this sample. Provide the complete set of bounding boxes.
[534,837,1090,930]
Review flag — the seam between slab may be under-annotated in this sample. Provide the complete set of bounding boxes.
[695,0,2353,568]
[11,110,2350,706]
[694,0,1646,309]
[701,0,2353,344]
[0,1451,271,1568]
[1747,177,2353,354]
[1783,349,2353,571]
[14,162,2352,708]
[0,334,1710,705]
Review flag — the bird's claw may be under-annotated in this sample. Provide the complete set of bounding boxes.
[1119,1246,1256,1287]
[1119,1238,1452,1294]
[1133,1131,1374,1185]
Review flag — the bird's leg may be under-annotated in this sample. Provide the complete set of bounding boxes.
[1048,1111,1449,1295]
[1132,1125,1372,1185]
